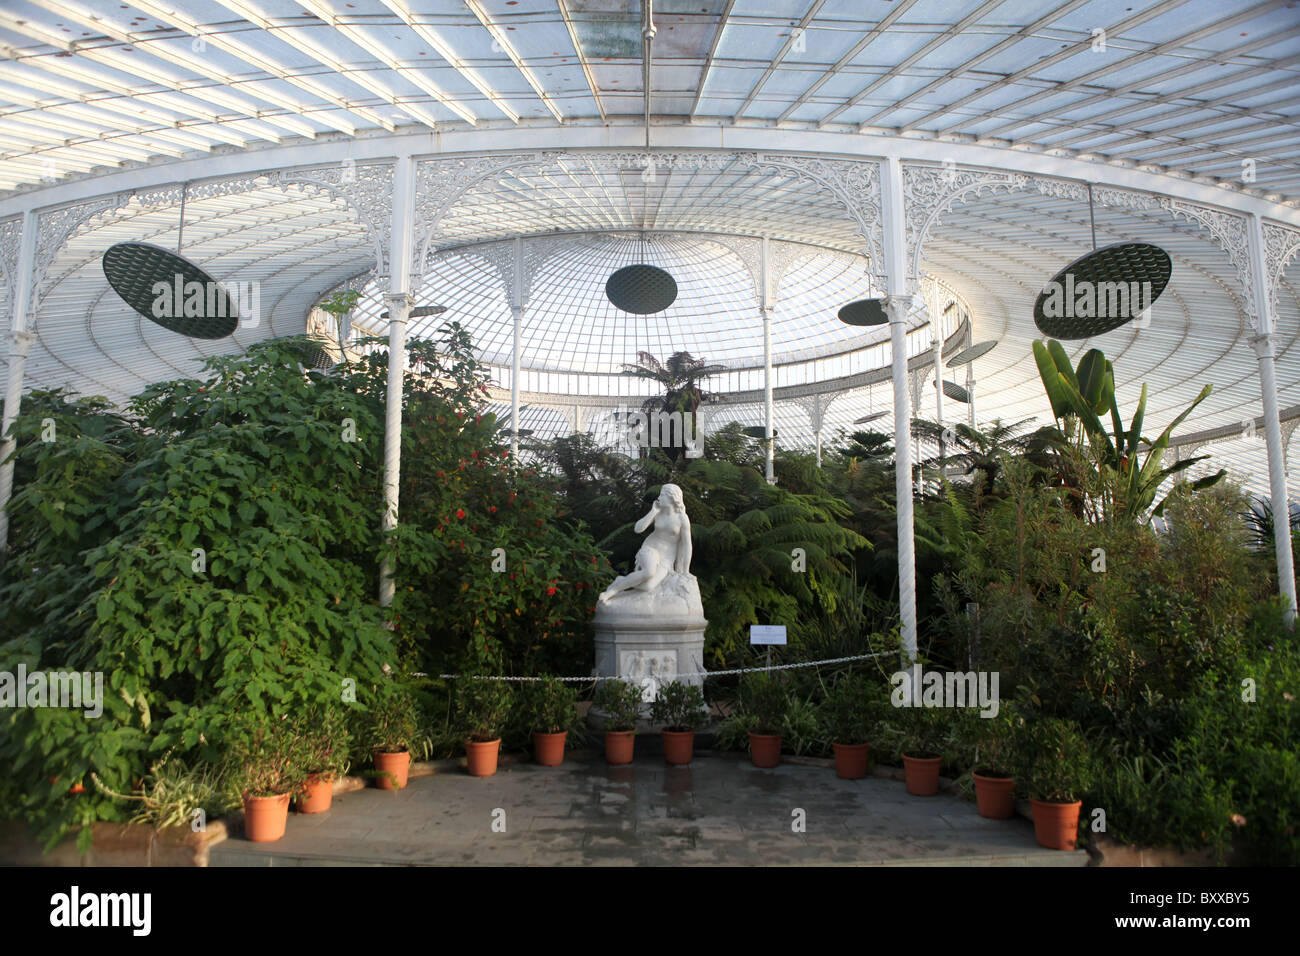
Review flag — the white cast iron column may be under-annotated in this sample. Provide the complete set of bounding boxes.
[966,361,976,429]
[881,157,919,670]
[763,304,775,483]
[760,237,776,484]
[379,157,414,609]
[0,209,36,559]
[932,310,945,462]
[1249,215,1298,622]
[509,237,524,457]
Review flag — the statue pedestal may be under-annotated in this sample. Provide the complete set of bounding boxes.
[592,572,707,718]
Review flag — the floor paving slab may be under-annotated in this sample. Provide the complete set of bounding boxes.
[208,753,1090,867]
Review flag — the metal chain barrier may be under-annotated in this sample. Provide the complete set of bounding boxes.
[419,650,893,682]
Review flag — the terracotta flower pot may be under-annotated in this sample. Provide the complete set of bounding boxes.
[902,753,942,796]
[748,732,782,768]
[243,792,290,843]
[297,774,334,813]
[662,729,695,766]
[373,749,411,790]
[832,742,869,780]
[605,730,635,766]
[973,773,1016,820]
[465,738,501,777]
[1031,798,1082,850]
[533,730,567,767]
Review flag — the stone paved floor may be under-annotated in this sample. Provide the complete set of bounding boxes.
[210,753,1089,867]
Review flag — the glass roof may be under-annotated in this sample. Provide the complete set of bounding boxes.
[0,0,1297,202]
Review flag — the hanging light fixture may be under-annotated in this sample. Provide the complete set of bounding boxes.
[607,45,678,317]
[379,305,448,319]
[945,340,997,367]
[102,182,240,340]
[1033,183,1171,339]
[606,244,678,314]
[941,380,970,403]
[837,298,889,326]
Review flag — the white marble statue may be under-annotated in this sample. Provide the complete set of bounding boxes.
[592,482,707,704]
[598,483,693,604]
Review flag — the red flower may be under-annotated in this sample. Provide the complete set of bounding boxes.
[547,587,557,596]
[456,508,466,519]
[489,506,497,513]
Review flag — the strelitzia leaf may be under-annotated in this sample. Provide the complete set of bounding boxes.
[1033,340,1072,421]
[1077,349,1109,411]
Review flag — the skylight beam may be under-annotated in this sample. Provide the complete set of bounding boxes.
[816,0,1004,129]
[293,0,479,126]
[555,0,605,122]
[688,0,737,120]
[19,0,320,140]
[0,124,162,163]
[463,0,565,123]
[730,0,826,124]
[377,0,519,123]
[924,0,1275,138]
[857,0,1092,133]
[126,0,385,133]
[774,0,918,126]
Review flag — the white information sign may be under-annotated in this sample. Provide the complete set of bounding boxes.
[749,625,788,646]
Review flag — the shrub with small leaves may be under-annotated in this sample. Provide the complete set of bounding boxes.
[521,676,580,736]
[455,677,515,743]
[223,712,311,800]
[594,679,644,733]
[1016,716,1094,803]
[648,681,707,732]
[820,677,874,747]
[361,684,421,755]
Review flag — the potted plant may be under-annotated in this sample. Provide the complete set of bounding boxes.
[970,706,1019,820]
[648,681,707,766]
[594,678,644,765]
[1019,717,1093,850]
[522,676,579,767]
[225,713,307,843]
[456,676,514,777]
[898,706,945,796]
[296,704,352,813]
[363,685,420,791]
[821,678,873,780]
[735,672,788,768]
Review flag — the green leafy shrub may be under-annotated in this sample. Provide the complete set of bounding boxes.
[361,684,421,755]
[379,332,613,679]
[298,703,353,777]
[223,713,310,800]
[594,679,644,733]
[1016,717,1093,803]
[521,676,580,736]
[454,677,515,743]
[0,342,399,849]
[966,702,1019,778]
[648,681,707,732]
[732,672,788,735]
[1092,632,1300,863]
[820,677,874,746]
